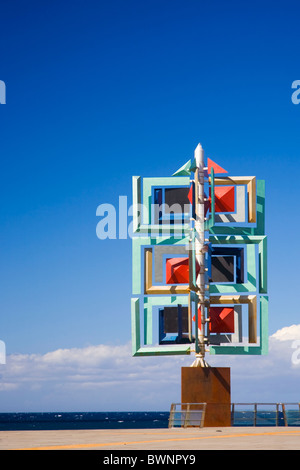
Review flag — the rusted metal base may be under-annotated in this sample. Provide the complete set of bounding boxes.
[181,367,231,427]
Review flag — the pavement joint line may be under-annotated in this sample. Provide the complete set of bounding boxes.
[15,430,300,451]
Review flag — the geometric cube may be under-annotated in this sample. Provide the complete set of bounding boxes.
[163,306,189,333]
[210,246,245,285]
[165,255,200,285]
[211,256,235,283]
[153,245,188,283]
[209,186,235,213]
[164,187,190,213]
[159,305,190,344]
[144,248,190,295]
[209,176,257,227]
[166,257,189,284]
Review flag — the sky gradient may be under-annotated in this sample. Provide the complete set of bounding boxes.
[1,0,300,411]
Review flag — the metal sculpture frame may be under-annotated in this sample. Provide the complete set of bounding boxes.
[131,144,268,363]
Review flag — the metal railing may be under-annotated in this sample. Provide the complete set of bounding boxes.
[169,402,300,428]
[231,403,300,427]
[169,403,207,428]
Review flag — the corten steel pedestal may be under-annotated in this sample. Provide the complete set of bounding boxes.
[181,367,231,427]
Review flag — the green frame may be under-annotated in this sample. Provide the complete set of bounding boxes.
[209,235,267,294]
[132,175,191,234]
[131,295,193,356]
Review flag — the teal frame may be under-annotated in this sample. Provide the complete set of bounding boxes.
[131,169,268,356]
[209,235,267,294]
[131,295,193,356]
[132,175,191,235]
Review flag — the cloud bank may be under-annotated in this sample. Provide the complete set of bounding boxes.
[0,325,300,412]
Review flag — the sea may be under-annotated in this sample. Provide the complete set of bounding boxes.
[0,411,170,431]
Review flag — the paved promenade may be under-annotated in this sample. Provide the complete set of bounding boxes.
[0,427,300,450]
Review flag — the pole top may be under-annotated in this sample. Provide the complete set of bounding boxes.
[194,143,204,168]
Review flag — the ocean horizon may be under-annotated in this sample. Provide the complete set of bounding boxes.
[0,408,299,431]
[0,411,171,431]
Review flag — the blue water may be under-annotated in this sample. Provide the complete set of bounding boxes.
[0,412,170,431]
[1,410,299,430]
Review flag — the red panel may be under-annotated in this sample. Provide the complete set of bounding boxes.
[166,257,199,284]
[207,158,228,175]
[192,308,202,329]
[209,307,235,333]
[166,257,189,284]
[188,184,193,205]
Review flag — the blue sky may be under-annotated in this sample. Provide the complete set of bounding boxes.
[1,0,300,411]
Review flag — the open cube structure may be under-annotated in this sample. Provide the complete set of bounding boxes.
[131,144,268,361]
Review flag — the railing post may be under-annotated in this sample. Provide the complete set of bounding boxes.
[200,403,206,428]
[184,404,190,428]
[168,403,175,428]
[282,403,288,427]
[254,403,257,426]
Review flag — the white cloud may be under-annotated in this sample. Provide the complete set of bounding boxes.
[0,325,300,411]
[271,324,300,341]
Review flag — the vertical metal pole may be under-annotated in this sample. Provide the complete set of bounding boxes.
[201,403,207,428]
[282,403,288,426]
[168,403,175,428]
[184,403,190,428]
[191,143,208,367]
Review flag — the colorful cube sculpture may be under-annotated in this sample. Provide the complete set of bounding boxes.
[131,144,268,357]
